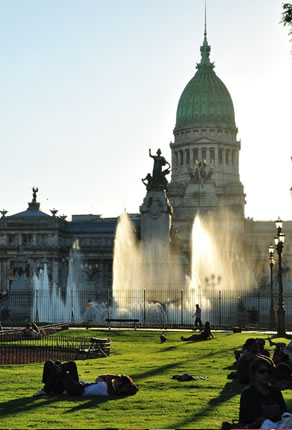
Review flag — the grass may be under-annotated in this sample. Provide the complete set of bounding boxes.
[1,329,292,429]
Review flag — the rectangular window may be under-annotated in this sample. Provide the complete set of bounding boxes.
[210,148,215,164]
[8,234,14,243]
[193,149,198,164]
[202,148,206,162]
[23,234,33,244]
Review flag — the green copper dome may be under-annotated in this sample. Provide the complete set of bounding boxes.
[175,34,236,131]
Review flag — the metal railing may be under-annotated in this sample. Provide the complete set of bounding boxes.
[1,288,291,330]
[0,335,109,364]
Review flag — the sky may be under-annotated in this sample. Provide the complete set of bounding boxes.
[0,0,291,221]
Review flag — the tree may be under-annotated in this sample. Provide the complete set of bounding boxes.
[281,3,292,35]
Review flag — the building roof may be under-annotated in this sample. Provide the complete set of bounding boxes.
[11,201,50,218]
[67,221,117,234]
[175,32,236,131]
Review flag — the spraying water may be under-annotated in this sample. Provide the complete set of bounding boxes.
[190,213,253,291]
[31,241,83,323]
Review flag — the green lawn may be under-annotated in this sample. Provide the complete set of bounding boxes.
[1,329,292,429]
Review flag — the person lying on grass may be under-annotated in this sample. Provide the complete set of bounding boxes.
[180,321,214,341]
[34,360,138,397]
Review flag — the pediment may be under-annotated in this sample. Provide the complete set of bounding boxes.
[193,137,215,144]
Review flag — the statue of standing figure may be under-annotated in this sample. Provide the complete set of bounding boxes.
[32,187,38,202]
[147,148,171,191]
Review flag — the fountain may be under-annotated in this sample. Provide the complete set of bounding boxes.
[190,213,253,292]
[110,149,188,323]
[26,150,255,326]
[31,240,82,323]
[110,148,255,325]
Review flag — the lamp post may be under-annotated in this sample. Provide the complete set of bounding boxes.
[274,217,286,337]
[268,243,275,330]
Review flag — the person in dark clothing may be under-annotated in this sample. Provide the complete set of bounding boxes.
[181,321,214,341]
[192,304,203,328]
[41,360,79,395]
[236,338,261,384]
[239,357,287,428]
[35,360,138,397]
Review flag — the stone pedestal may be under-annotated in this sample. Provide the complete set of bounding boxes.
[140,189,172,255]
[139,189,185,291]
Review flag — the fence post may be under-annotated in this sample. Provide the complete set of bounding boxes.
[107,289,110,320]
[71,290,75,324]
[181,289,183,326]
[219,290,222,327]
[143,289,146,324]
[257,290,260,329]
[36,289,39,324]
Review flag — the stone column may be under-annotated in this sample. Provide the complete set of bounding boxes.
[198,148,202,161]
[190,146,194,166]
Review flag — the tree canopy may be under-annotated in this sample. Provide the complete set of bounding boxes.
[282,3,292,35]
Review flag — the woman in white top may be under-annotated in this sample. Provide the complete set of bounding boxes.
[38,361,138,397]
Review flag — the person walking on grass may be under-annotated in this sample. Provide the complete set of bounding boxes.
[192,304,202,328]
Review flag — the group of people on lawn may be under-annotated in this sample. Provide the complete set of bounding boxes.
[227,336,292,428]
[33,304,292,429]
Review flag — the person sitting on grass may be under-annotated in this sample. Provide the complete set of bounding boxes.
[271,362,292,391]
[268,337,292,367]
[34,360,138,398]
[23,322,40,339]
[180,321,214,341]
[236,338,265,385]
[239,356,287,428]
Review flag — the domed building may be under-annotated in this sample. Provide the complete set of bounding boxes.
[0,23,291,330]
[168,28,246,250]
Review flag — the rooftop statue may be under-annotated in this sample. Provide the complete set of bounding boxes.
[32,187,39,202]
[0,209,7,218]
[146,148,171,191]
[50,208,58,217]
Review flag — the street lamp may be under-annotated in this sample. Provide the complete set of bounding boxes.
[268,243,275,330]
[274,217,286,337]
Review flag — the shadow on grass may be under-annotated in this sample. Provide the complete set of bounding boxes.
[169,379,242,429]
[159,344,181,352]
[0,393,120,418]
[0,395,60,418]
[179,344,235,360]
[63,394,120,413]
[131,361,184,381]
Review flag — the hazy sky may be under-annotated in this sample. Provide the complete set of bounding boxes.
[0,0,291,221]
